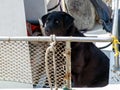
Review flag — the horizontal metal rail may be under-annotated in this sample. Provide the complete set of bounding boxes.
[0,36,112,42]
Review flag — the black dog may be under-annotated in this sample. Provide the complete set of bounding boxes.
[41,11,109,87]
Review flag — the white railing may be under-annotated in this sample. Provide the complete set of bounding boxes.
[0,36,112,42]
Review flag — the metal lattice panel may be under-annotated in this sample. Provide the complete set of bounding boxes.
[29,42,48,87]
[29,42,67,88]
[0,41,32,84]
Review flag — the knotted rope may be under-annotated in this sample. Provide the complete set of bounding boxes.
[45,35,57,90]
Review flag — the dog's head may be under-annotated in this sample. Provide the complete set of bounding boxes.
[41,11,74,36]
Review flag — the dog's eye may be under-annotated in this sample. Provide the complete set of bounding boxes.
[55,20,59,24]
[46,19,49,23]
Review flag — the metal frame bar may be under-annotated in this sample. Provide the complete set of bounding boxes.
[65,41,71,89]
[0,36,112,42]
[112,0,119,68]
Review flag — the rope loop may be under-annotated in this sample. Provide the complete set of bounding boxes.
[45,35,57,90]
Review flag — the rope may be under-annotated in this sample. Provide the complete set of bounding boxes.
[112,35,120,57]
[45,35,57,90]
[48,0,62,12]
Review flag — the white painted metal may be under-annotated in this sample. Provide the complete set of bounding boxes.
[0,81,32,88]
[0,0,27,36]
[0,0,33,88]
[65,41,71,88]
[0,36,112,42]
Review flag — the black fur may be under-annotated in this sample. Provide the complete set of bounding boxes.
[41,11,109,87]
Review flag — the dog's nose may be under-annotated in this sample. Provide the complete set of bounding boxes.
[45,28,52,36]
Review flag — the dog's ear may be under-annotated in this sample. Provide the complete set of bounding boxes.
[62,12,74,29]
[41,13,50,27]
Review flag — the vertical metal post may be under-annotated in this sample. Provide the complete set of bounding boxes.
[65,41,71,89]
[112,0,119,68]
